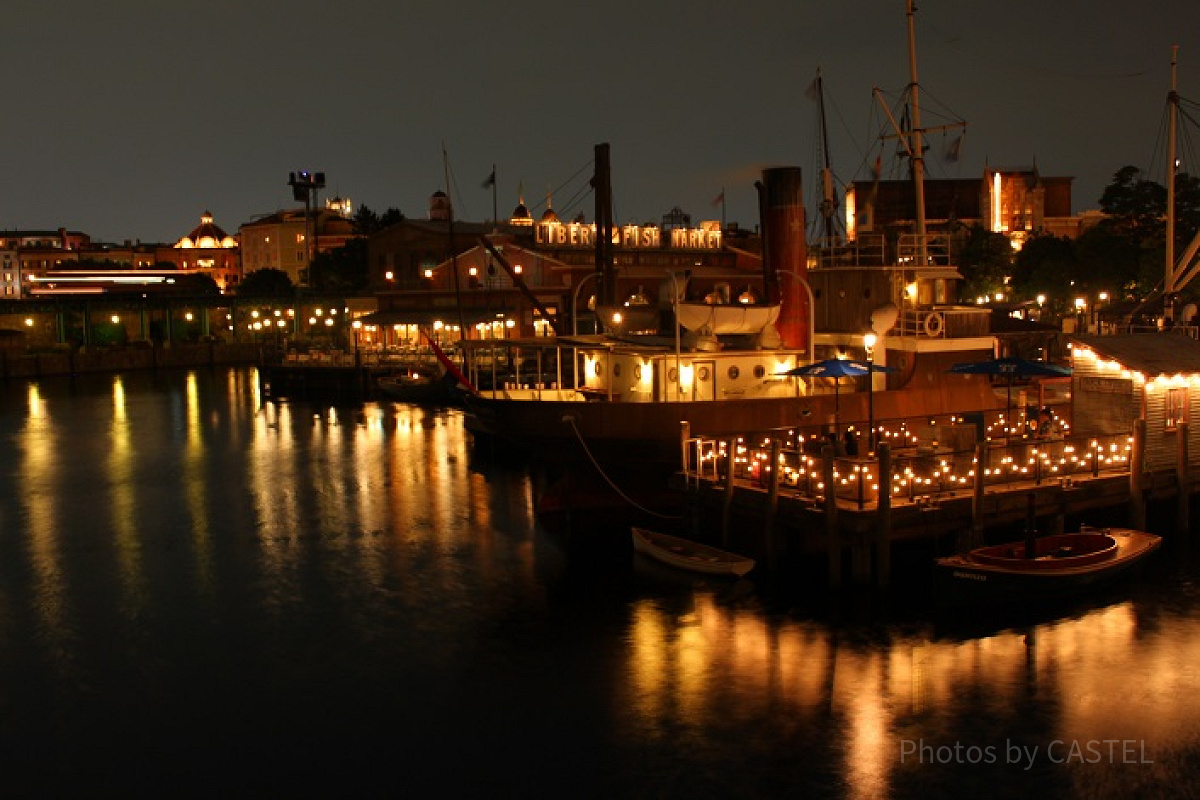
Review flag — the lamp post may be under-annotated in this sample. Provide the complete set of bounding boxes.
[667,270,682,400]
[288,170,325,286]
[864,331,877,454]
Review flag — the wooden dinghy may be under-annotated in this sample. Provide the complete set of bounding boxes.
[631,527,755,577]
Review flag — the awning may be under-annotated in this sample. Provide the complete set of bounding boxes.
[910,268,964,280]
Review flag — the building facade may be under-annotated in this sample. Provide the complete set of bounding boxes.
[156,211,240,291]
[239,206,357,287]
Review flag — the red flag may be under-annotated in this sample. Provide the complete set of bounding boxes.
[422,331,477,395]
[711,191,725,207]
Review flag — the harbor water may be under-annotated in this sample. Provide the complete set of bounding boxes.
[0,367,1197,798]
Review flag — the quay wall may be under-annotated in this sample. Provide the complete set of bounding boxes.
[0,342,270,379]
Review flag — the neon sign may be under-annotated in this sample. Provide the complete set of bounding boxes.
[535,221,722,250]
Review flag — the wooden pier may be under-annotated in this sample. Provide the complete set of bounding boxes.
[258,349,441,401]
[678,420,1195,588]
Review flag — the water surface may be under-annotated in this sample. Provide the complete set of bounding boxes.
[0,367,1196,798]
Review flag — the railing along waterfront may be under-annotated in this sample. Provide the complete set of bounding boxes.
[684,430,1134,510]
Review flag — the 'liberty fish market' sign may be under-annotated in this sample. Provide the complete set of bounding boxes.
[535,221,722,250]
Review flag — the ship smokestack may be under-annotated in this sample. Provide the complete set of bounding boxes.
[757,167,809,352]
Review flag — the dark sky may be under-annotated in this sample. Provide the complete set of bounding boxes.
[3,1,1197,244]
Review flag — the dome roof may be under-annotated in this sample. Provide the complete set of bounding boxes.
[540,208,559,223]
[177,211,235,249]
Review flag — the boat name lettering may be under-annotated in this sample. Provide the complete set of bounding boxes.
[952,571,987,581]
[535,221,722,250]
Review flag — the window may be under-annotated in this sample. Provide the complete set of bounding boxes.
[1166,387,1189,430]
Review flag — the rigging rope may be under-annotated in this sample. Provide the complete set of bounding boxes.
[566,417,683,520]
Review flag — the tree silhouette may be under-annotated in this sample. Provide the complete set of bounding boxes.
[237,268,294,297]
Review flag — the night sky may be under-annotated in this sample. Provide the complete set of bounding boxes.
[3,1,1197,244]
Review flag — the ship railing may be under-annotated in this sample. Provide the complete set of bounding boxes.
[808,232,953,269]
[683,428,1133,510]
[894,305,990,339]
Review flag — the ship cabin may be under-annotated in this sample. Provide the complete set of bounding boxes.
[806,230,994,395]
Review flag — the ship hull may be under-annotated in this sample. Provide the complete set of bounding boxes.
[464,376,1000,467]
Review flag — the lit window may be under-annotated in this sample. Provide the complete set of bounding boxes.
[1166,387,1189,430]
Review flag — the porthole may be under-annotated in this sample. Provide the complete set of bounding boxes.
[668,367,679,382]
[634,365,643,380]
[697,366,710,381]
[728,365,740,380]
[613,363,622,378]
[594,362,604,376]
[753,365,766,379]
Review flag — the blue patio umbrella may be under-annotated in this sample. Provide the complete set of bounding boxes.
[948,356,1072,427]
[783,357,897,430]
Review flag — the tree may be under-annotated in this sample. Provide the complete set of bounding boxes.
[237,268,294,297]
[309,238,369,292]
[1010,232,1079,309]
[170,273,221,295]
[353,205,404,235]
[954,224,1012,302]
[1098,166,1166,240]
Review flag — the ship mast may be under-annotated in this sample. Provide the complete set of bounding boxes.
[906,0,928,262]
[1166,45,1179,321]
[874,0,945,264]
[814,68,839,246]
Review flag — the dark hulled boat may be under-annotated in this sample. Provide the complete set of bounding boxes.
[935,527,1162,605]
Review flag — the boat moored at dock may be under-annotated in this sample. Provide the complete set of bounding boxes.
[935,527,1162,604]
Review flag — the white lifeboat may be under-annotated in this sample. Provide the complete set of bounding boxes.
[675,303,781,335]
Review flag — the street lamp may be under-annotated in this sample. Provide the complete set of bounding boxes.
[864,331,877,454]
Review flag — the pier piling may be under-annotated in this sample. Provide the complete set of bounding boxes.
[764,439,781,572]
[965,441,986,553]
[875,443,892,588]
[1131,419,1147,530]
[1178,422,1190,535]
[721,436,737,548]
[821,444,840,589]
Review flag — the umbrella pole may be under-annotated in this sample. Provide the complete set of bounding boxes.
[1007,376,1013,436]
[834,380,840,438]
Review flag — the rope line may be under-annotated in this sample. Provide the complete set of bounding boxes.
[567,418,683,521]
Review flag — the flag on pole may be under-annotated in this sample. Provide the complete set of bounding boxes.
[481,168,496,189]
[711,190,725,207]
[944,134,963,163]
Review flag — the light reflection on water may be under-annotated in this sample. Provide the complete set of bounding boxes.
[0,367,1197,798]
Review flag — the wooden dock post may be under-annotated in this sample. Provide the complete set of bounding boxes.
[680,421,691,475]
[875,442,892,589]
[965,441,987,553]
[1178,422,1190,535]
[1131,419,1147,530]
[821,444,840,589]
[721,436,737,548]
[1049,486,1066,536]
[764,439,781,572]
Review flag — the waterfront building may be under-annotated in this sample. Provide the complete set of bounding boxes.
[844,168,1096,250]
[1071,333,1200,472]
[1,249,23,298]
[158,211,240,291]
[239,201,357,287]
[361,189,760,347]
